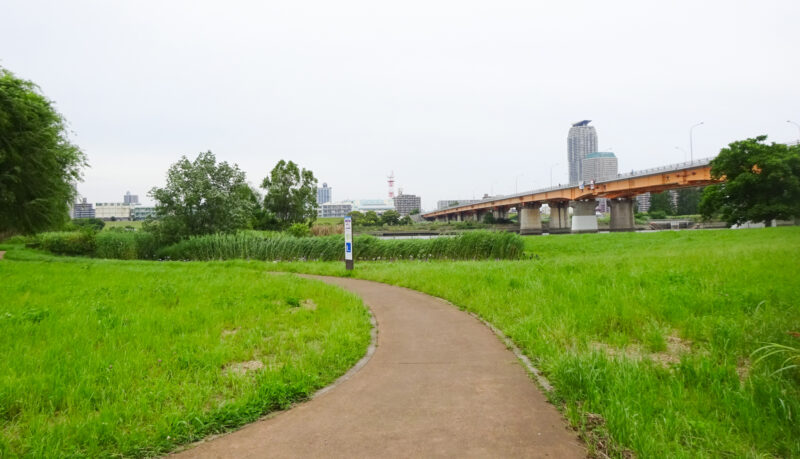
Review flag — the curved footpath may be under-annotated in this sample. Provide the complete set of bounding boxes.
[177,275,584,458]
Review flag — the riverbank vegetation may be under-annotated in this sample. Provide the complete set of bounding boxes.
[0,249,372,457]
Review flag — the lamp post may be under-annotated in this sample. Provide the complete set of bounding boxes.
[549,163,559,187]
[514,174,524,194]
[788,120,800,143]
[689,122,704,162]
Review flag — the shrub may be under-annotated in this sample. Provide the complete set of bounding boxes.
[70,218,105,232]
[95,232,138,259]
[94,231,159,260]
[38,231,95,256]
[286,223,311,238]
[648,210,667,220]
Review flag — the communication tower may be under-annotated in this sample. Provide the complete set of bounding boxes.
[387,171,395,199]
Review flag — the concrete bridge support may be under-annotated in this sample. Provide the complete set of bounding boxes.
[548,201,570,234]
[519,203,542,235]
[609,198,635,232]
[492,207,508,221]
[571,200,598,233]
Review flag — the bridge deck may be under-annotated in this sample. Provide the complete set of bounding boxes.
[424,158,719,218]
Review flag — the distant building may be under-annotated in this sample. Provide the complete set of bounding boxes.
[318,202,353,218]
[351,199,395,215]
[132,207,156,221]
[437,199,481,210]
[123,191,139,205]
[637,193,651,213]
[95,203,132,221]
[73,198,95,219]
[394,192,421,216]
[317,183,332,205]
[581,152,618,182]
[568,120,598,184]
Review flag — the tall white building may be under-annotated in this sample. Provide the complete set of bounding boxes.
[581,152,618,182]
[568,120,598,184]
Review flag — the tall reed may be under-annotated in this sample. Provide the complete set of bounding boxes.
[157,231,524,261]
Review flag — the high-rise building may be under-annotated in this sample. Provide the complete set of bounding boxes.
[581,152,618,182]
[123,191,139,205]
[568,120,598,184]
[394,192,421,216]
[73,198,95,219]
[317,183,332,205]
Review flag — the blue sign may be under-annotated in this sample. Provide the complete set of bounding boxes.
[346,242,352,253]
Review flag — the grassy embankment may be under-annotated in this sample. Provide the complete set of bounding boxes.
[265,227,800,457]
[0,248,371,457]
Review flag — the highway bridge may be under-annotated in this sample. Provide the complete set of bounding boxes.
[423,157,720,234]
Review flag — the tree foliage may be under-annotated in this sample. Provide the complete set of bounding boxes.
[676,187,702,215]
[260,160,318,229]
[700,136,800,225]
[648,191,675,216]
[0,67,86,234]
[148,151,254,242]
[380,210,400,226]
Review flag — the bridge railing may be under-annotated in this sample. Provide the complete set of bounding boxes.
[433,156,716,212]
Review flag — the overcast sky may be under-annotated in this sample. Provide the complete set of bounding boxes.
[2,0,799,209]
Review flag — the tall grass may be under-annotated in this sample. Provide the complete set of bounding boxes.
[158,231,524,261]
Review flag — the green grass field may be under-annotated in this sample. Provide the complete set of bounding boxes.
[102,220,143,230]
[265,227,800,457]
[0,248,371,457]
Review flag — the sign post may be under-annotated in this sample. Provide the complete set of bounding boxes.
[344,216,354,270]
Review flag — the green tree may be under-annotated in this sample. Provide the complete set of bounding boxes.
[482,213,496,224]
[148,151,254,242]
[648,192,675,216]
[362,211,380,226]
[0,67,86,234]
[381,210,401,226]
[676,187,703,215]
[347,211,364,225]
[399,215,413,226]
[261,160,318,229]
[700,136,800,225]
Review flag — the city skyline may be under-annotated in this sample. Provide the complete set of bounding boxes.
[2,0,798,208]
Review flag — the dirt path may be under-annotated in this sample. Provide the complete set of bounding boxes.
[177,275,584,458]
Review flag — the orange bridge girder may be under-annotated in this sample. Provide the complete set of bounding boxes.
[424,162,720,219]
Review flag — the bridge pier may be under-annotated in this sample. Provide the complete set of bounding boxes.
[571,199,598,233]
[492,207,508,221]
[609,198,635,232]
[519,203,542,235]
[547,201,570,234]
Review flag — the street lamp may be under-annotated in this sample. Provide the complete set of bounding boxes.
[788,120,800,142]
[689,122,704,162]
[514,173,524,194]
[549,163,559,187]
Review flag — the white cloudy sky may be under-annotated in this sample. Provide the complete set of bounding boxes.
[2,0,799,208]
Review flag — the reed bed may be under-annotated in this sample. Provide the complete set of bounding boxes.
[158,231,524,261]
